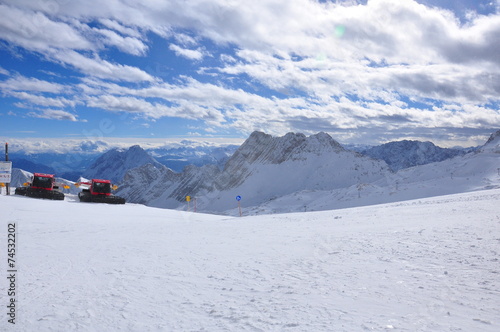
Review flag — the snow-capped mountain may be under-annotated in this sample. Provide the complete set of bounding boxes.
[361,140,465,171]
[116,131,391,212]
[83,145,164,183]
[249,130,500,215]
[115,130,500,215]
[209,132,389,205]
[481,129,500,153]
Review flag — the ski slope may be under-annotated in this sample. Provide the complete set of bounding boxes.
[1,189,499,331]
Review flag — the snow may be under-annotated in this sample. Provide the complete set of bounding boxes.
[1,189,499,331]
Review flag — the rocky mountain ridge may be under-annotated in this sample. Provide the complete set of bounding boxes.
[116,131,390,211]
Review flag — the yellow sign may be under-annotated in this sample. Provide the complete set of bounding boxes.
[186,196,191,202]
[0,183,5,187]
[112,185,118,190]
[63,185,70,189]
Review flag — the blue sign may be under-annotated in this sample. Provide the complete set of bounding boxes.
[236,195,242,201]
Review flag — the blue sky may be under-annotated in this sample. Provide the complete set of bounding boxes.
[0,0,499,150]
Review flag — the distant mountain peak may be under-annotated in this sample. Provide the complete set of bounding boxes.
[83,144,164,183]
[485,129,500,145]
[233,131,344,166]
[362,140,464,171]
[482,129,500,153]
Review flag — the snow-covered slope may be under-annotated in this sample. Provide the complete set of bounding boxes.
[203,131,389,211]
[247,130,500,215]
[116,163,222,207]
[9,168,33,187]
[361,140,465,171]
[117,131,390,212]
[83,145,164,183]
[2,189,499,331]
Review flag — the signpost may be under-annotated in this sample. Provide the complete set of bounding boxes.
[0,154,12,195]
[186,195,191,211]
[0,172,12,183]
[4,143,9,195]
[236,195,242,217]
[0,162,12,173]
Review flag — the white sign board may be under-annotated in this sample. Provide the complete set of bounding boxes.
[0,161,12,173]
[0,173,11,183]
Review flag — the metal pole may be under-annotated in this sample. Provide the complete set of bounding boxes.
[5,143,9,195]
[238,201,242,217]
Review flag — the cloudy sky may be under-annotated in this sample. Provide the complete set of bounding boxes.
[0,0,499,148]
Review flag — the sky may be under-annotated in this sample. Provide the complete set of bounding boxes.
[0,0,499,149]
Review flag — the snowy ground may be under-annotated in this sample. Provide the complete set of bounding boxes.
[1,189,499,331]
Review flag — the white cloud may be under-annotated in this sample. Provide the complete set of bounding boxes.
[27,109,79,121]
[98,19,142,38]
[93,28,148,56]
[0,0,498,144]
[86,94,225,124]
[9,91,77,108]
[169,44,205,60]
[50,49,155,82]
[75,68,499,142]
[2,0,497,68]
[0,3,154,82]
[174,33,198,46]
[0,76,66,94]
[0,4,93,52]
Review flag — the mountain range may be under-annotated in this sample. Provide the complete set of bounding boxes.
[6,129,499,215]
[113,129,499,214]
[250,130,500,215]
[115,132,390,211]
[8,144,238,181]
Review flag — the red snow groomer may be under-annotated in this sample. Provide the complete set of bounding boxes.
[15,173,65,200]
[77,179,125,204]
